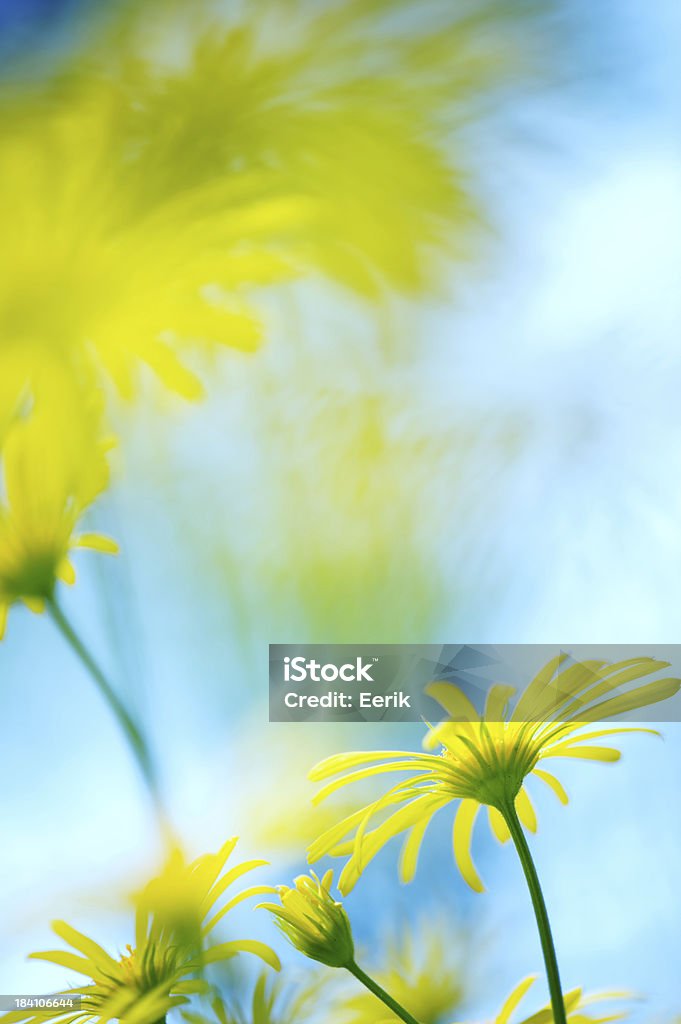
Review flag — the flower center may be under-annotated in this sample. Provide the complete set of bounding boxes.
[119,945,137,981]
[440,724,540,809]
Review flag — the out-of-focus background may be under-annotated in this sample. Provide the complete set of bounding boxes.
[0,0,680,1020]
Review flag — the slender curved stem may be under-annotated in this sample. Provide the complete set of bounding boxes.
[501,799,567,1024]
[347,960,421,1024]
[47,596,166,824]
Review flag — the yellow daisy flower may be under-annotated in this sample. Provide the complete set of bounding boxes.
[308,654,680,893]
[0,398,117,639]
[2,839,279,1024]
[471,974,630,1024]
[0,0,543,410]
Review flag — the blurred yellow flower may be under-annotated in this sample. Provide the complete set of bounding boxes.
[260,869,354,970]
[308,655,680,892]
[0,0,540,408]
[468,974,630,1024]
[212,384,458,644]
[335,917,466,1024]
[180,972,329,1024]
[0,397,117,638]
[2,838,279,1024]
[137,837,275,954]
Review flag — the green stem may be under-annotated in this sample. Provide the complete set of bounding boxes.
[347,960,421,1024]
[47,597,165,823]
[501,799,567,1024]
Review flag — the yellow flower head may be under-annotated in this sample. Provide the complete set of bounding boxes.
[0,396,117,638]
[2,839,279,1024]
[308,655,680,893]
[260,869,355,969]
[1,0,537,409]
[471,974,630,1024]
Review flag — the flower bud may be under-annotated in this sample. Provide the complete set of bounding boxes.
[261,870,355,969]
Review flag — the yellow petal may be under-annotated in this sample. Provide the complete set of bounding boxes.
[203,885,276,935]
[426,682,480,723]
[308,803,388,862]
[28,949,96,975]
[399,818,430,884]
[549,726,658,747]
[511,653,569,721]
[484,684,516,722]
[309,778,420,866]
[497,976,538,1024]
[201,940,280,971]
[73,533,119,554]
[515,788,537,832]
[329,839,357,856]
[22,596,45,615]
[312,758,437,805]
[0,603,8,640]
[57,558,77,585]
[309,750,427,782]
[50,920,118,971]
[340,792,437,894]
[321,868,334,891]
[525,659,605,722]
[202,859,269,915]
[453,799,484,893]
[532,768,569,805]
[574,676,680,723]
[487,805,511,843]
[559,659,670,720]
[543,744,621,763]
[399,796,448,883]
